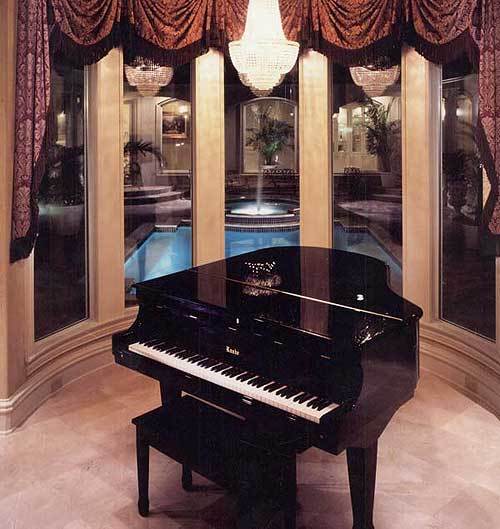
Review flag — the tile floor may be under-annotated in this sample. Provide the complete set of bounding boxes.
[1,363,499,529]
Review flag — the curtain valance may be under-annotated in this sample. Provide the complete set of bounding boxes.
[11,0,500,261]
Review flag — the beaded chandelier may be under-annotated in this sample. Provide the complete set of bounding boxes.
[229,0,299,97]
[125,58,174,97]
[349,65,400,97]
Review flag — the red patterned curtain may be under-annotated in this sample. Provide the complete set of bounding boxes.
[10,0,500,260]
[11,0,50,261]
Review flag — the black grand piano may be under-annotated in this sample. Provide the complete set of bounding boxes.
[113,246,422,529]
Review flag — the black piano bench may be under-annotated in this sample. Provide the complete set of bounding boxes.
[132,398,298,527]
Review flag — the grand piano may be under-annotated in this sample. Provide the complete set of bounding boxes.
[113,246,422,529]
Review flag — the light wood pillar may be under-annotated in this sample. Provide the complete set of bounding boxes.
[299,50,332,249]
[0,0,30,399]
[87,49,125,320]
[402,46,441,322]
[192,49,225,266]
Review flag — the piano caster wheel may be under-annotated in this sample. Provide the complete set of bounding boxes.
[138,499,149,517]
[182,465,193,491]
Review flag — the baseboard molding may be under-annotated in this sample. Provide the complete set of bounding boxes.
[420,321,500,419]
[0,313,136,434]
[2,315,499,433]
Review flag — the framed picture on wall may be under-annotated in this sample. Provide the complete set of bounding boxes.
[162,112,189,139]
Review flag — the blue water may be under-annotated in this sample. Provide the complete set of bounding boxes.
[125,226,401,292]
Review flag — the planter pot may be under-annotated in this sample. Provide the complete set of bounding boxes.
[379,171,399,188]
[41,203,84,236]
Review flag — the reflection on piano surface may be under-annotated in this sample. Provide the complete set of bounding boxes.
[113,246,423,528]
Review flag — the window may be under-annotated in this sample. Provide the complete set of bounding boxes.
[123,63,192,305]
[225,60,299,258]
[440,56,496,339]
[34,58,88,339]
[331,61,402,294]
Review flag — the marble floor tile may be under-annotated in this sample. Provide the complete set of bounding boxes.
[1,365,499,529]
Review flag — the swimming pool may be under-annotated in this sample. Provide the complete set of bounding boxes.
[125,225,401,292]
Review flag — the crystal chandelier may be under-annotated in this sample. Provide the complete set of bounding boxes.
[124,58,174,97]
[229,0,299,97]
[349,65,400,97]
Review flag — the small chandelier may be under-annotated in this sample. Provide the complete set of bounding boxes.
[125,58,174,97]
[229,0,299,97]
[349,65,400,97]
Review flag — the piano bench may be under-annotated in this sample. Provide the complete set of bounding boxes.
[132,396,297,526]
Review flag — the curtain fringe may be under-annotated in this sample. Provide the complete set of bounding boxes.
[403,26,479,66]
[309,32,402,67]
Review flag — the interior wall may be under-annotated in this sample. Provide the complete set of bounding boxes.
[1,36,500,431]
[0,0,28,401]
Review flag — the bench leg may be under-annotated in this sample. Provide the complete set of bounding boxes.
[136,431,150,517]
[347,442,377,529]
[182,463,193,491]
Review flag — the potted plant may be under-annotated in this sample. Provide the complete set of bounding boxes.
[364,98,401,187]
[246,107,294,169]
[124,138,165,187]
[38,144,85,236]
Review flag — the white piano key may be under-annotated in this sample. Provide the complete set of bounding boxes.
[128,342,340,424]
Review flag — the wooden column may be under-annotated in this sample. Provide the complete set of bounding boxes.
[192,49,225,266]
[299,50,332,249]
[87,48,125,320]
[402,47,441,322]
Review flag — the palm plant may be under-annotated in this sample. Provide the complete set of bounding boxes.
[364,98,401,173]
[246,107,294,166]
[124,139,165,187]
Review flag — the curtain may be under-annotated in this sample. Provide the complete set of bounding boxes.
[11,0,50,262]
[10,0,500,261]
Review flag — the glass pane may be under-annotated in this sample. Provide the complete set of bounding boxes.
[34,59,87,339]
[225,60,299,259]
[332,61,402,294]
[441,56,496,340]
[123,63,192,305]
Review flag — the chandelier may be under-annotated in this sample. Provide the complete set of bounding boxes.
[124,58,174,97]
[349,65,400,97]
[229,0,299,97]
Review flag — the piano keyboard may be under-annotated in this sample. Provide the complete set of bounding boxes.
[129,340,340,424]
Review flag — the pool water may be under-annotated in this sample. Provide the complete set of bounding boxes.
[125,226,401,292]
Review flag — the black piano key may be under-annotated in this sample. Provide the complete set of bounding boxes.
[222,367,238,377]
[142,338,163,347]
[285,389,303,399]
[315,399,333,411]
[305,397,321,409]
[261,381,276,390]
[249,376,268,387]
[203,359,221,368]
[227,368,246,378]
[293,392,306,402]
[297,393,313,403]
[264,382,282,392]
[186,355,204,363]
[276,386,291,397]
[238,373,256,382]
[196,359,214,368]
[254,377,273,388]
[212,363,231,372]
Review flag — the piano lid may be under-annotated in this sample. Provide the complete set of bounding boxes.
[135,247,423,331]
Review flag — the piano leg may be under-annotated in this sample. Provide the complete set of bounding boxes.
[159,380,182,407]
[346,442,377,529]
[182,463,193,491]
[136,429,150,517]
